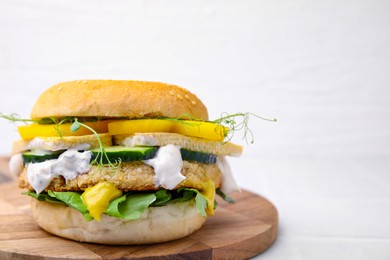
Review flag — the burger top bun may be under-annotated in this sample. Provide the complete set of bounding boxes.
[30,80,208,120]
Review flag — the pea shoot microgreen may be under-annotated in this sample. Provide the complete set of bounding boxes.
[70,118,121,168]
[213,112,277,144]
[70,120,81,132]
[161,113,203,126]
[0,113,36,124]
[160,112,276,144]
[2,111,276,159]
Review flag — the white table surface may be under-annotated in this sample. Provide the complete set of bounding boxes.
[1,1,389,259]
[233,158,390,259]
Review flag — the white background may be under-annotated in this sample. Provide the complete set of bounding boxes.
[1,1,390,259]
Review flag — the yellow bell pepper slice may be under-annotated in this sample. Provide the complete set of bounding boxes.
[81,181,123,221]
[107,119,173,136]
[18,120,110,140]
[172,120,228,141]
[108,119,228,141]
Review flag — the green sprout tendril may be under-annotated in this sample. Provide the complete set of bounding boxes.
[213,112,277,144]
[0,113,35,124]
[71,118,121,168]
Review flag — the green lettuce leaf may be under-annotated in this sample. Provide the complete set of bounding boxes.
[166,188,196,205]
[105,194,128,218]
[48,190,93,221]
[48,190,87,212]
[194,192,208,217]
[22,191,64,204]
[23,191,63,204]
[24,191,93,221]
[24,188,208,221]
[178,188,208,217]
[151,189,172,206]
[216,188,235,204]
[116,193,156,220]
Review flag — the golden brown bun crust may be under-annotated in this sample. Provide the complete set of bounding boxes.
[31,199,206,245]
[31,80,208,120]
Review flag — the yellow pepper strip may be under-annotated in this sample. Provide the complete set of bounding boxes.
[81,181,123,221]
[172,120,228,141]
[107,119,173,136]
[108,119,228,142]
[17,120,110,140]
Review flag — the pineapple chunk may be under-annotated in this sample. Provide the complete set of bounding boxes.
[81,181,122,221]
[201,179,216,215]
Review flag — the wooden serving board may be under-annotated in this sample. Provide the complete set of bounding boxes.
[0,162,278,259]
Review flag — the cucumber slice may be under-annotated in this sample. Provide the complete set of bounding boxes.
[91,146,157,164]
[180,149,217,164]
[22,150,64,164]
[22,146,217,165]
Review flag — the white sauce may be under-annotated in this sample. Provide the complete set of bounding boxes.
[23,140,239,196]
[27,150,92,194]
[9,153,24,177]
[144,144,185,190]
[217,156,241,194]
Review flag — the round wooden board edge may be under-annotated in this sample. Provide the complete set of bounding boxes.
[0,182,278,260]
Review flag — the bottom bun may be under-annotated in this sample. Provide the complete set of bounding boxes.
[31,198,206,245]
